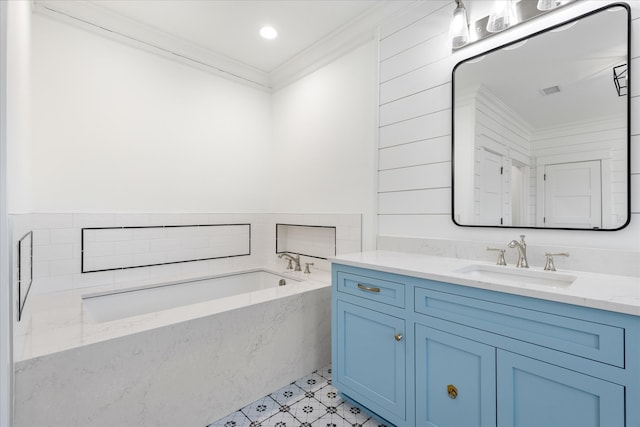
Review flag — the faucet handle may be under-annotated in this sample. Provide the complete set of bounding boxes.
[544,252,569,271]
[487,247,507,266]
[304,262,314,274]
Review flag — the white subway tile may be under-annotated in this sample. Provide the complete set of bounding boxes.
[113,240,150,255]
[31,213,73,229]
[31,230,50,246]
[83,241,114,257]
[133,227,166,240]
[72,213,115,228]
[33,244,73,262]
[94,228,133,242]
[49,259,79,277]
[50,228,79,244]
[113,213,151,226]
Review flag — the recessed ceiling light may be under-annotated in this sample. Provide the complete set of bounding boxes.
[260,26,278,40]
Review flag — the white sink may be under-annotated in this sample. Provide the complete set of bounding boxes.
[455,264,577,287]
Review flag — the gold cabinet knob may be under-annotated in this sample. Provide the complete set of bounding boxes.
[394,333,403,341]
[447,384,458,399]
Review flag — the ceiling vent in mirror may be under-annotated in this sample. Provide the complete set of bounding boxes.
[540,85,561,95]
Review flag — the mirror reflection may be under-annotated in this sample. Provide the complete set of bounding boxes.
[453,4,629,230]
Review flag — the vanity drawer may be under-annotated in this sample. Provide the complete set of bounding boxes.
[337,271,405,308]
[414,287,624,368]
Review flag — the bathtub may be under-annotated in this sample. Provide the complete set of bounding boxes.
[14,268,331,427]
[83,269,299,322]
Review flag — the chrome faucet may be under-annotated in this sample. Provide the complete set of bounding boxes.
[508,235,529,268]
[278,252,301,272]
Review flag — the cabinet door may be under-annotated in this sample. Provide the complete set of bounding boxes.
[415,324,496,427]
[497,350,624,427]
[335,300,406,424]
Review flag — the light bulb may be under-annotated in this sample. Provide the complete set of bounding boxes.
[260,26,278,40]
[449,1,469,48]
[537,0,558,11]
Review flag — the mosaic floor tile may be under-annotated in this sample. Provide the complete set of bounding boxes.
[287,397,325,424]
[294,372,329,393]
[334,402,371,426]
[260,410,299,427]
[270,382,305,406]
[210,365,389,427]
[209,410,252,427]
[314,384,344,408]
[313,412,350,427]
[241,395,281,422]
[316,365,332,380]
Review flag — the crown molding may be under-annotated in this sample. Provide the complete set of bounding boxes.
[269,0,417,91]
[31,0,417,93]
[32,0,272,91]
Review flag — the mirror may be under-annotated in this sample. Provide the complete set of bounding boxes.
[452,3,630,230]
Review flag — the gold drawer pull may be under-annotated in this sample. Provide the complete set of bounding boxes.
[394,333,403,341]
[357,284,381,293]
[447,384,458,399]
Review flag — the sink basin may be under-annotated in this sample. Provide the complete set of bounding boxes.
[455,264,577,287]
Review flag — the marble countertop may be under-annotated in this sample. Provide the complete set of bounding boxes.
[16,265,331,362]
[331,251,640,316]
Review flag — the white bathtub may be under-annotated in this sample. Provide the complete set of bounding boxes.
[83,270,298,322]
[15,268,331,427]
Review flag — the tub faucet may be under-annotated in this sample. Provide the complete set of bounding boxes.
[508,235,529,268]
[278,252,301,271]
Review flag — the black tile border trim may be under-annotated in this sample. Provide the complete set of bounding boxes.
[81,223,251,273]
[275,223,337,260]
[17,231,34,322]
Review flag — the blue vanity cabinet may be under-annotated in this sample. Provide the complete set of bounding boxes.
[333,269,408,426]
[415,324,496,427]
[332,263,639,427]
[496,350,624,427]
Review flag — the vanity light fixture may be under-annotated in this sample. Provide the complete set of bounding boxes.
[613,64,627,96]
[537,0,560,11]
[449,0,470,49]
[452,0,575,50]
[486,0,516,33]
[259,26,278,40]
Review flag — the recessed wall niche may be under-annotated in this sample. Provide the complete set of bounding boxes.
[276,224,336,259]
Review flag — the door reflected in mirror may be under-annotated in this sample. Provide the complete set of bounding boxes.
[452,3,630,230]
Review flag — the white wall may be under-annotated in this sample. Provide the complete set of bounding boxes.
[30,14,273,213]
[6,1,31,215]
[377,0,640,252]
[2,0,34,423]
[271,41,378,251]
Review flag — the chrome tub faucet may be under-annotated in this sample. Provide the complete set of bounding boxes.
[278,252,301,271]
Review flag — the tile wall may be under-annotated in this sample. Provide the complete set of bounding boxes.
[10,212,361,298]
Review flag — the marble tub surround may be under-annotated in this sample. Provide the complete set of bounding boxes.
[377,236,640,278]
[14,280,331,427]
[332,251,640,316]
[14,266,330,362]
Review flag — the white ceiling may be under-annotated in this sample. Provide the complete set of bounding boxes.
[34,0,412,89]
[88,0,381,73]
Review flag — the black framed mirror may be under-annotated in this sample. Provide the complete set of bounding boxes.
[452,3,630,230]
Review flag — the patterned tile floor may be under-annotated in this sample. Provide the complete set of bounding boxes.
[209,365,390,427]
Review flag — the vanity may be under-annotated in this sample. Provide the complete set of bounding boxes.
[330,252,640,427]
[331,2,638,425]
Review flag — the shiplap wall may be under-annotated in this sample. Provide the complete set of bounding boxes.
[377,0,640,250]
